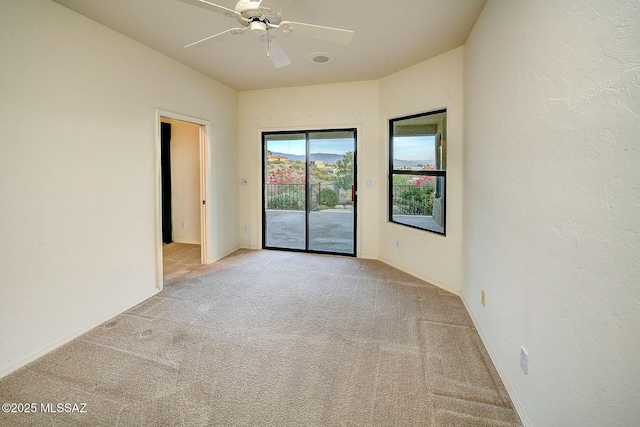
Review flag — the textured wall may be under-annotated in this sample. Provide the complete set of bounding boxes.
[463,1,640,425]
[379,47,465,293]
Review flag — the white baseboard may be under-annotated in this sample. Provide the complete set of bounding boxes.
[215,245,245,261]
[239,244,261,251]
[358,254,378,260]
[0,288,160,379]
[172,239,201,245]
[377,256,461,296]
[235,249,457,295]
[460,293,531,427]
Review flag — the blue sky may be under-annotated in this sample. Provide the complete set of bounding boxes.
[267,135,435,160]
[393,136,435,160]
[267,138,354,155]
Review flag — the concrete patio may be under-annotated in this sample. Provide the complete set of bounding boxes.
[265,209,355,254]
[265,209,443,255]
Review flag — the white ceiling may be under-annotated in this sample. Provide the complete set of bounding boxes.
[52,0,486,91]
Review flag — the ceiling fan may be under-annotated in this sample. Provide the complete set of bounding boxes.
[180,0,354,68]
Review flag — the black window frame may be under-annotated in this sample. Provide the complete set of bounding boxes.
[262,128,358,256]
[388,109,447,235]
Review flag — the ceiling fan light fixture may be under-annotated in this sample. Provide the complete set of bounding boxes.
[250,20,267,36]
[182,0,354,69]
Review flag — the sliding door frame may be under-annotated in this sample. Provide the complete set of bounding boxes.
[261,128,358,257]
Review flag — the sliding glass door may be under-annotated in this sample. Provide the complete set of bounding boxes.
[263,133,306,250]
[263,129,356,256]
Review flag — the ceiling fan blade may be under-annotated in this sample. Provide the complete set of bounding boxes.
[263,36,291,68]
[178,0,241,18]
[259,0,291,15]
[185,27,246,49]
[279,21,354,46]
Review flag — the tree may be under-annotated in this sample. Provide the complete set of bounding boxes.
[335,151,354,190]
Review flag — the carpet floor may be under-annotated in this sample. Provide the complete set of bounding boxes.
[0,249,522,426]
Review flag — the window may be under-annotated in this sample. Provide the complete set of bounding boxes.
[389,109,446,235]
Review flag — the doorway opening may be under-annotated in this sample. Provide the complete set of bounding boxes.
[156,110,211,288]
[262,129,357,256]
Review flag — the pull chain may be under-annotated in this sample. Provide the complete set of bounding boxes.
[266,30,270,57]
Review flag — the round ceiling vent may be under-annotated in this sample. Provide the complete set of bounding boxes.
[307,52,335,65]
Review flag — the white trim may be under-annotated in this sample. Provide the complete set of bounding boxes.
[154,114,163,290]
[0,289,160,379]
[155,109,213,290]
[240,244,262,250]
[378,255,460,296]
[460,293,531,427]
[199,124,210,265]
[216,245,243,260]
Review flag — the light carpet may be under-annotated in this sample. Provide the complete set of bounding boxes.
[0,249,522,426]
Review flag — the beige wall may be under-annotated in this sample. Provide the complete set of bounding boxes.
[379,47,465,294]
[238,49,465,291]
[162,119,201,245]
[238,81,380,258]
[463,1,640,425]
[0,0,238,376]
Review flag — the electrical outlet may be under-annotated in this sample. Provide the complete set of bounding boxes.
[481,289,485,307]
[243,225,248,233]
[395,239,400,248]
[181,221,186,228]
[520,346,529,374]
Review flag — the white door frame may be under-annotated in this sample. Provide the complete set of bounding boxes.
[155,109,212,290]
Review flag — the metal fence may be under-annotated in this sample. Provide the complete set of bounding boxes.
[266,183,352,211]
[266,183,305,210]
[391,184,435,215]
[265,183,435,214]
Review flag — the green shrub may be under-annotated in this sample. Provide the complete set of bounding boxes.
[319,188,339,207]
[267,190,305,210]
[394,185,434,215]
